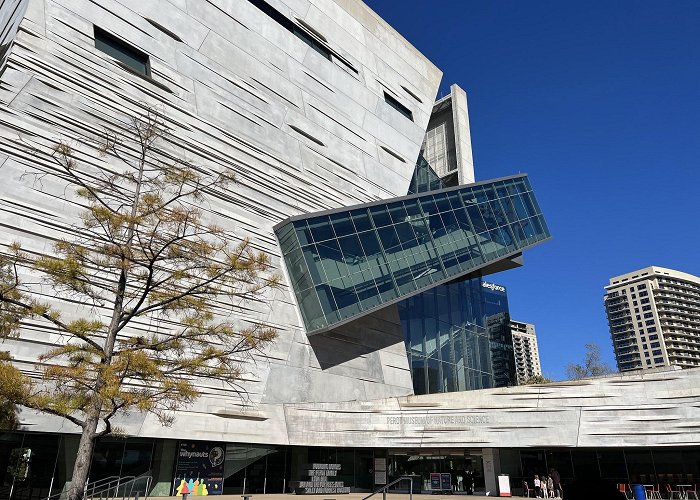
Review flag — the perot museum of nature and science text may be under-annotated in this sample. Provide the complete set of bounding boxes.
[2,0,700,497]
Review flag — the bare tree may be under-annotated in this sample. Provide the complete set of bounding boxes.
[565,342,614,380]
[518,374,554,385]
[0,108,279,500]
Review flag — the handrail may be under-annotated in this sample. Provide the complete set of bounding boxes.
[43,475,151,500]
[88,475,152,500]
[362,476,415,500]
[87,476,135,499]
[43,476,120,500]
[88,477,121,491]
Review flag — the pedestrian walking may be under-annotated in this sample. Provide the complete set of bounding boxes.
[550,468,562,498]
[541,474,548,498]
[534,475,542,498]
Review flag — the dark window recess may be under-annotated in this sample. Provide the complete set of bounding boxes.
[401,85,423,103]
[247,0,338,63]
[293,26,331,60]
[145,18,183,42]
[384,92,413,121]
[94,27,150,76]
[288,124,325,147]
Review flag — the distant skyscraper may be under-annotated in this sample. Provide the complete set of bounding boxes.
[605,266,700,372]
[482,281,517,388]
[509,320,542,383]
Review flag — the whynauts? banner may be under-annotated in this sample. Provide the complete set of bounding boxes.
[173,441,226,496]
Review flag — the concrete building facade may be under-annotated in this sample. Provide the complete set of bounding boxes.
[1,0,699,497]
[605,266,700,372]
[509,319,542,384]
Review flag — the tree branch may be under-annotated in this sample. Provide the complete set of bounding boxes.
[0,295,102,351]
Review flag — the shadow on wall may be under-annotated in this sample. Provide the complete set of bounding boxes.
[308,304,405,369]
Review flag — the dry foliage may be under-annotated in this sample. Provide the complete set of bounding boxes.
[0,108,279,499]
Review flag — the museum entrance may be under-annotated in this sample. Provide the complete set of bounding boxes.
[387,448,485,494]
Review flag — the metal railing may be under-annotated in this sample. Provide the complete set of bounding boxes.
[88,476,151,500]
[363,476,415,500]
[42,475,151,500]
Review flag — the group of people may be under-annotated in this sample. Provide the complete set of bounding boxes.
[450,468,477,494]
[531,469,562,498]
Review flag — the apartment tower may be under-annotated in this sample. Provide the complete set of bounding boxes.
[605,266,700,372]
[509,320,542,383]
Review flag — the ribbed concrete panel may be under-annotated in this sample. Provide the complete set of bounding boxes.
[18,366,700,450]
[284,367,700,449]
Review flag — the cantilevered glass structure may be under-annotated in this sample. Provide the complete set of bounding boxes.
[275,174,550,335]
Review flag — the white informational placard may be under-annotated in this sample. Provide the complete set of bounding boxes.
[374,458,386,485]
[498,475,511,497]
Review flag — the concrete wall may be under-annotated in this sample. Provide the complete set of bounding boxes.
[0,0,441,439]
[421,84,474,184]
[284,366,700,449]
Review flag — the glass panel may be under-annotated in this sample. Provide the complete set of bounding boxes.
[316,239,346,282]
[369,205,393,227]
[308,215,335,242]
[330,212,355,237]
[351,209,373,231]
[411,354,426,395]
[426,356,440,394]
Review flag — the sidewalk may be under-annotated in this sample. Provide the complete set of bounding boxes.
[170,494,497,500]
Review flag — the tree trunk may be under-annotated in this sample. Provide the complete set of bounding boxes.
[67,415,99,500]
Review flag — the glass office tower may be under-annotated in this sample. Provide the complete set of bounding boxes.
[398,278,492,394]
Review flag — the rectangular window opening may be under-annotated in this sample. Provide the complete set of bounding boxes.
[384,92,414,121]
[94,26,150,77]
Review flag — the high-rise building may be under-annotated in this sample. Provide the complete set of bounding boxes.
[509,320,542,384]
[605,266,700,372]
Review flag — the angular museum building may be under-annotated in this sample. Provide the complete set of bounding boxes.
[1,0,700,497]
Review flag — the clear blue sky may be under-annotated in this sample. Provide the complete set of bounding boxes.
[364,0,700,379]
